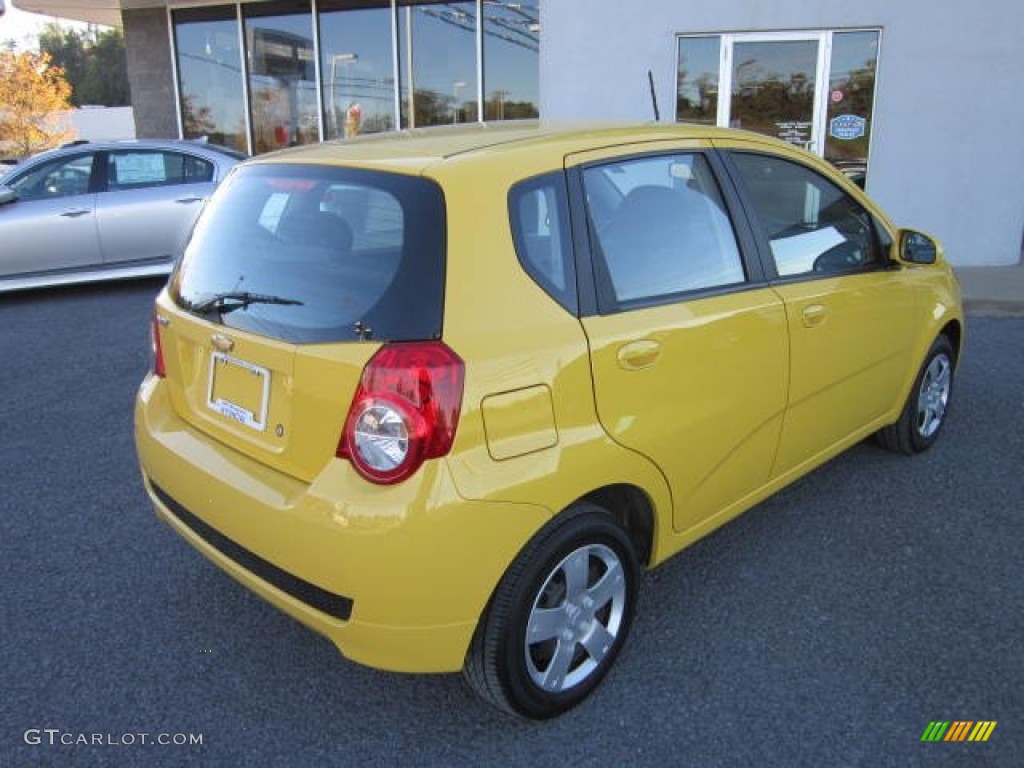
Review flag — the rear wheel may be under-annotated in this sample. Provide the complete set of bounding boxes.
[876,335,955,454]
[463,504,639,719]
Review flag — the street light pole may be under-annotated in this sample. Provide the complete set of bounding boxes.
[452,80,467,124]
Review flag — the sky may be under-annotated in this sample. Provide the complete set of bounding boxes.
[1,4,90,50]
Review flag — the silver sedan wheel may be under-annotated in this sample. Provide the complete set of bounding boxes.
[916,352,952,438]
[525,543,627,692]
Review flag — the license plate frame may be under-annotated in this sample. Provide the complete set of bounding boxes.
[206,352,270,432]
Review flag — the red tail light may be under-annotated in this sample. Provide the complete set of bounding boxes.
[151,312,166,378]
[338,341,464,484]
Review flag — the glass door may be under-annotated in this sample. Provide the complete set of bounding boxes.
[678,30,880,187]
[719,33,828,154]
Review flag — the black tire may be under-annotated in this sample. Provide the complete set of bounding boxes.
[876,335,955,454]
[463,503,639,719]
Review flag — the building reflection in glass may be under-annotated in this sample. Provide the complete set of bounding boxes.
[397,1,477,128]
[172,1,542,153]
[482,1,539,120]
[318,0,395,139]
[244,0,319,153]
[676,36,720,125]
[173,6,248,153]
[826,31,879,187]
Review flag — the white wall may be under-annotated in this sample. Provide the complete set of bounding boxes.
[542,0,1023,266]
[64,106,137,141]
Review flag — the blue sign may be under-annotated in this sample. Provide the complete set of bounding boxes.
[830,114,866,141]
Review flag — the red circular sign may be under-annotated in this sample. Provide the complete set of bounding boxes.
[831,90,844,104]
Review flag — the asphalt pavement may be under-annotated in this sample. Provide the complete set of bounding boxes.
[1,279,1021,767]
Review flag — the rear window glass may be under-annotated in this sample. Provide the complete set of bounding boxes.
[171,164,446,344]
[508,171,577,314]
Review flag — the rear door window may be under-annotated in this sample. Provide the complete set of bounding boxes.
[172,164,446,343]
[582,153,746,310]
[107,150,214,190]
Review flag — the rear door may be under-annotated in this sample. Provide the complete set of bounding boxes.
[96,148,218,265]
[0,152,101,276]
[570,143,789,533]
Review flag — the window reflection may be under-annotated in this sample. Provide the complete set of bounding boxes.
[482,1,539,120]
[244,0,319,153]
[173,7,247,153]
[173,0,542,154]
[676,36,719,125]
[731,40,818,148]
[397,1,478,128]
[318,0,396,139]
[826,31,879,188]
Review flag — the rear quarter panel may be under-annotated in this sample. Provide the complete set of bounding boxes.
[429,148,674,559]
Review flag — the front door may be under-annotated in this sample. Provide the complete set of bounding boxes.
[0,152,102,277]
[724,147,922,479]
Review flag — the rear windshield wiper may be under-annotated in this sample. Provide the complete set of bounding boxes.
[190,291,304,316]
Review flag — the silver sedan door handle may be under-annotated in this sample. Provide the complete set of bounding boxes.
[174,196,204,204]
[59,208,90,218]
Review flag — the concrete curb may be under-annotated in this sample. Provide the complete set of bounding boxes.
[963,300,1024,318]
[955,263,1024,317]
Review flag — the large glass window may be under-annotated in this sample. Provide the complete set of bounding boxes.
[397,1,477,128]
[730,39,818,147]
[482,1,539,120]
[244,0,319,153]
[172,1,543,154]
[676,36,720,125]
[825,31,879,187]
[675,30,880,185]
[173,7,247,153]
[318,0,396,139]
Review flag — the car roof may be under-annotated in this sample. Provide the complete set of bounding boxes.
[248,121,791,174]
[10,139,245,169]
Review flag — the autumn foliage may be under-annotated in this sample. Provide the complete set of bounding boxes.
[0,50,76,158]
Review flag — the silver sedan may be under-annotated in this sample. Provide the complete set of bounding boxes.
[0,139,244,292]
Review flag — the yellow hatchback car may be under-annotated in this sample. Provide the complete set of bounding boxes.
[135,123,962,719]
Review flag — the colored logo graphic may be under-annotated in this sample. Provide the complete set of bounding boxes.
[829,114,866,141]
[921,721,997,742]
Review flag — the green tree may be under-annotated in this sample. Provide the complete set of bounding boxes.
[39,24,129,107]
[79,28,129,106]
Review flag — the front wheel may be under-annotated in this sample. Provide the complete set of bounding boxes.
[463,504,639,719]
[876,335,956,454]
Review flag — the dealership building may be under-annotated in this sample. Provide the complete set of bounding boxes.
[14,0,1022,267]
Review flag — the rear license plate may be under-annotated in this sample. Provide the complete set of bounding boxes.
[206,352,270,431]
